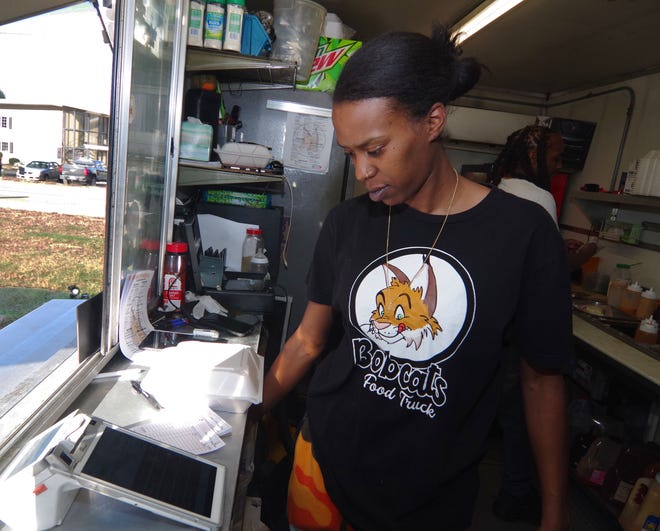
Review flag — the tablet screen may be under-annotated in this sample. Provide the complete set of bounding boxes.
[80,426,216,517]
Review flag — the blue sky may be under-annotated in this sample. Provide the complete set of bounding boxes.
[0,4,113,114]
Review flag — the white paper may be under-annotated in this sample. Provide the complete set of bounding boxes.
[283,112,334,173]
[119,270,155,360]
[197,213,259,272]
[130,408,231,455]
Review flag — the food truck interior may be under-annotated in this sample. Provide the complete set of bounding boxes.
[1,1,660,530]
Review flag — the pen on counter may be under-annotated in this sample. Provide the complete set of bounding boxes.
[131,380,163,410]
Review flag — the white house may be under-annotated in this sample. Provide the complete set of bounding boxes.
[0,103,109,165]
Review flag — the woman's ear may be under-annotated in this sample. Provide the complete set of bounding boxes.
[426,103,446,142]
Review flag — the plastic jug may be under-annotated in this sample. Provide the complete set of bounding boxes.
[271,0,327,81]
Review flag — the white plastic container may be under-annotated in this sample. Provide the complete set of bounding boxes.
[204,0,226,50]
[271,0,326,81]
[223,0,244,52]
[635,150,660,197]
[188,0,205,47]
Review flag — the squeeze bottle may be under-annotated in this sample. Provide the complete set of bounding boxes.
[620,281,643,315]
[607,263,632,308]
[634,317,659,345]
[637,288,658,319]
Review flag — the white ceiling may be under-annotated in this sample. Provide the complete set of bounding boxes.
[5,0,660,95]
[253,0,660,95]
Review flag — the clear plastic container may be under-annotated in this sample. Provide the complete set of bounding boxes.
[271,0,326,81]
[607,263,632,308]
[241,228,264,272]
[250,250,269,275]
[576,436,623,486]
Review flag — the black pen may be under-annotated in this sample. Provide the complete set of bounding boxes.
[131,380,163,410]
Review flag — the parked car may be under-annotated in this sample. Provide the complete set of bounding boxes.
[15,161,61,181]
[61,158,107,185]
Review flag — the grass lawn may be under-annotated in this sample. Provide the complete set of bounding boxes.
[0,208,105,328]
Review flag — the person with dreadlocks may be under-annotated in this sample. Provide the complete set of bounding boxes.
[488,125,595,525]
[488,125,597,270]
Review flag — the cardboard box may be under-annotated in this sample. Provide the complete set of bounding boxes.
[296,37,362,92]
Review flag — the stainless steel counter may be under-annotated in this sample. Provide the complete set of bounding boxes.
[573,313,660,389]
[29,327,262,531]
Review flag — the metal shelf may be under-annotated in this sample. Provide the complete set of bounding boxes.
[185,47,297,88]
[178,161,284,187]
[573,190,660,210]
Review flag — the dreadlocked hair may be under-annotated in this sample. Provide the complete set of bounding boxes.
[487,125,556,191]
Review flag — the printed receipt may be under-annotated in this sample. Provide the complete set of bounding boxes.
[131,408,232,455]
[119,270,155,359]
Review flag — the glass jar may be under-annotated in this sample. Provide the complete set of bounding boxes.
[162,242,188,312]
[606,263,632,308]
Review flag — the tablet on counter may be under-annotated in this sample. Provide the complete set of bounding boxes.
[0,412,225,531]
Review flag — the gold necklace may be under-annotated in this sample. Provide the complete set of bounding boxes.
[385,168,460,284]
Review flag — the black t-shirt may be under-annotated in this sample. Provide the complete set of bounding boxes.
[305,187,573,531]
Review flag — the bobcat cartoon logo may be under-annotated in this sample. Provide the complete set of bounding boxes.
[368,262,443,351]
[350,248,475,364]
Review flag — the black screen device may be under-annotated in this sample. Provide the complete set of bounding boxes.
[73,419,225,529]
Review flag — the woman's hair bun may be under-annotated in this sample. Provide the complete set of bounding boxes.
[334,23,483,117]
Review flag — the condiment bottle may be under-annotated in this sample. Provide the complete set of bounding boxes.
[223,0,245,52]
[626,472,660,531]
[620,281,643,315]
[162,242,188,312]
[634,316,659,345]
[241,228,264,272]
[636,288,658,319]
[607,263,632,308]
[619,476,654,529]
[203,0,226,50]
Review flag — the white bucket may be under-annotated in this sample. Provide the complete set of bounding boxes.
[271,0,326,81]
